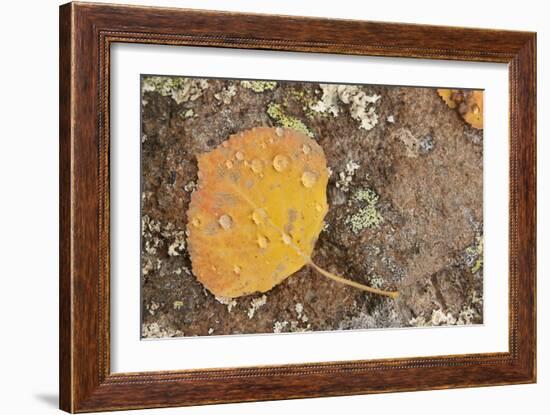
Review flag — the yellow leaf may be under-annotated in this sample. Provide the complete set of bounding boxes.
[437,88,457,109]
[437,89,483,129]
[187,127,399,299]
[459,90,483,130]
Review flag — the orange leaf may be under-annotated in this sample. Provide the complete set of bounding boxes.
[187,127,399,299]
[437,89,483,129]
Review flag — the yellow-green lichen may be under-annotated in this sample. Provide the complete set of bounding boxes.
[142,76,209,104]
[287,88,324,119]
[346,188,384,234]
[465,235,483,273]
[266,102,314,138]
[241,80,277,93]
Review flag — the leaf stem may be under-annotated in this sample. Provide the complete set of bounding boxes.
[308,261,399,299]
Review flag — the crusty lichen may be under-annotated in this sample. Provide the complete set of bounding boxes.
[215,296,237,313]
[214,84,237,104]
[181,109,194,119]
[247,295,267,319]
[273,320,289,333]
[311,84,381,131]
[142,76,209,104]
[167,230,186,257]
[141,322,184,338]
[266,102,314,137]
[241,80,277,93]
[465,235,483,274]
[142,216,186,258]
[346,188,384,234]
[285,88,321,119]
[409,302,481,327]
[430,308,457,325]
[338,301,402,330]
[335,160,360,192]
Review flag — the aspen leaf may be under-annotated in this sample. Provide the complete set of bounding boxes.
[186,127,399,299]
[437,89,483,129]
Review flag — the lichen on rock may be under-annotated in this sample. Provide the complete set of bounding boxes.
[142,76,209,104]
[465,235,483,274]
[140,76,484,338]
[346,188,384,234]
[214,84,237,104]
[311,84,381,131]
[247,295,267,319]
[266,102,314,137]
[335,160,361,192]
[241,80,277,93]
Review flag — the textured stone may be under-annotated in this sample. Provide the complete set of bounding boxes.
[140,76,483,338]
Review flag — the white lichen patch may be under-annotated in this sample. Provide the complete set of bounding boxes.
[147,301,161,316]
[368,274,385,289]
[338,303,401,330]
[430,308,457,326]
[273,320,289,333]
[289,320,312,332]
[469,290,483,306]
[167,231,186,257]
[181,108,194,119]
[247,294,267,319]
[184,180,196,192]
[144,237,160,255]
[386,115,395,123]
[142,215,163,255]
[215,296,237,313]
[142,190,153,201]
[241,80,277,93]
[311,84,381,131]
[142,76,209,105]
[408,315,428,327]
[142,214,161,234]
[411,303,479,327]
[346,188,384,234]
[457,306,477,325]
[208,328,214,335]
[173,300,184,310]
[142,259,153,276]
[141,322,183,338]
[335,160,360,192]
[214,84,237,104]
[293,303,309,324]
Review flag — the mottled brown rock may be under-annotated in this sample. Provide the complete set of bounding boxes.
[140,76,483,338]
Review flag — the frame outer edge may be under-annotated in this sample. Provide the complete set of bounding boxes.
[518,33,537,382]
[59,2,75,413]
[59,2,537,412]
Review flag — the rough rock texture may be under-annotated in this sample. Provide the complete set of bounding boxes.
[140,76,483,338]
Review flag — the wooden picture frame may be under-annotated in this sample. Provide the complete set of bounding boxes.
[59,2,536,412]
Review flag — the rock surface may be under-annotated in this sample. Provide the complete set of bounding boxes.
[140,76,483,338]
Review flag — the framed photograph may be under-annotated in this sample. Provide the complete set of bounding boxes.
[59,2,536,412]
